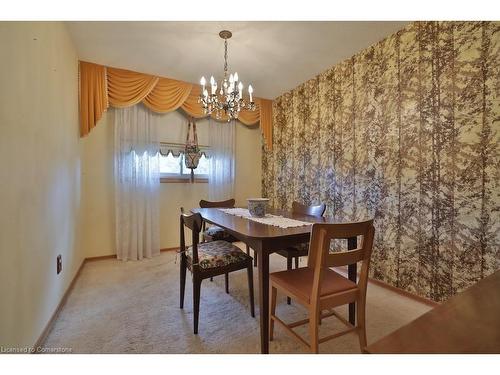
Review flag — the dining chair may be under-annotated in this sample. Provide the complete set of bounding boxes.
[276,201,326,304]
[199,199,257,267]
[269,219,375,353]
[199,199,237,242]
[179,209,255,334]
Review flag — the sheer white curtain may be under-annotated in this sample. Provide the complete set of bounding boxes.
[208,119,235,201]
[114,104,160,261]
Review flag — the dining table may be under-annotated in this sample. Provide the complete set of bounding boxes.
[365,270,500,353]
[191,207,358,354]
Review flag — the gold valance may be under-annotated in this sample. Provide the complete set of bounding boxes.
[79,61,273,149]
[78,62,108,136]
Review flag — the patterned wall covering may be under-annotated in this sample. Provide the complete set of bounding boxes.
[262,21,500,302]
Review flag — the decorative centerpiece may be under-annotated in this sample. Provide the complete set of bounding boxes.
[247,198,270,218]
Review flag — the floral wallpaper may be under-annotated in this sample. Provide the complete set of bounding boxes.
[262,21,500,302]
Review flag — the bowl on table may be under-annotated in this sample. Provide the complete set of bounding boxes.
[247,198,270,218]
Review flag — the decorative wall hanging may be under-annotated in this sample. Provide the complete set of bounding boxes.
[262,21,500,303]
[184,118,201,182]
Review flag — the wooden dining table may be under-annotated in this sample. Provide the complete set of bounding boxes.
[365,270,500,353]
[191,207,358,354]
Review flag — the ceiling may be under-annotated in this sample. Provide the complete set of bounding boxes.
[66,21,408,99]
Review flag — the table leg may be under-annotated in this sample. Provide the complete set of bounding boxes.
[257,247,270,354]
[347,237,358,325]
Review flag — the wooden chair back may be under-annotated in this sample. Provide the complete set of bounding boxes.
[180,207,203,267]
[307,220,375,303]
[292,201,326,217]
[199,199,235,208]
[199,199,235,233]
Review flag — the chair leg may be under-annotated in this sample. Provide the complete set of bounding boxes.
[210,277,213,282]
[286,255,293,305]
[295,256,299,269]
[225,273,229,294]
[247,263,255,317]
[309,306,320,354]
[193,278,201,334]
[246,244,257,267]
[270,285,277,341]
[180,256,186,309]
[357,298,367,352]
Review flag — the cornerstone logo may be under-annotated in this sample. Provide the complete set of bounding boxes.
[0,346,72,354]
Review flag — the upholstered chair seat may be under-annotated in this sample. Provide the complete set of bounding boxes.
[199,198,256,267]
[186,240,251,270]
[202,225,238,243]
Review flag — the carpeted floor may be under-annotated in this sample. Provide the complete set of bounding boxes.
[43,244,432,354]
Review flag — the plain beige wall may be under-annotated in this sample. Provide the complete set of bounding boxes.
[80,111,115,258]
[0,22,83,347]
[234,122,262,206]
[81,109,262,255]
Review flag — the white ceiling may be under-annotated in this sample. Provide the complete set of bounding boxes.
[66,21,408,99]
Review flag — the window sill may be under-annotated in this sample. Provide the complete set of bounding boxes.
[160,177,208,184]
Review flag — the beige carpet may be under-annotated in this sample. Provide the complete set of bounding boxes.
[43,244,432,354]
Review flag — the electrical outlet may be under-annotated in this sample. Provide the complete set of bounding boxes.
[57,255,62,274]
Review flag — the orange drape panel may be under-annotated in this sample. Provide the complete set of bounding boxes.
[239,99,261,126]
[79,61,107,137]
[180,85,206,118]
[259,99,273,150]
[78,61,273,148]
[142,77,193,113]
[107,67,159,108]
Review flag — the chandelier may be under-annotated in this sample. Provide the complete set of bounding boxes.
[198,30,255,121]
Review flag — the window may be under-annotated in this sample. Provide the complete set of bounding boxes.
[159,152,182,175]
[159,152,210,183]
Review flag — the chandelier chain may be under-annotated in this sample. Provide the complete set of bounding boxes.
[224,39,228,77]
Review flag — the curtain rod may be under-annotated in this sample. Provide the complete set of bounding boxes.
[160,141,210,149]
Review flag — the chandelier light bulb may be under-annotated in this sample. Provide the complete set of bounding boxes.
[200,76,206,86]
[238,82,243,97]
[234,72,239,82]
